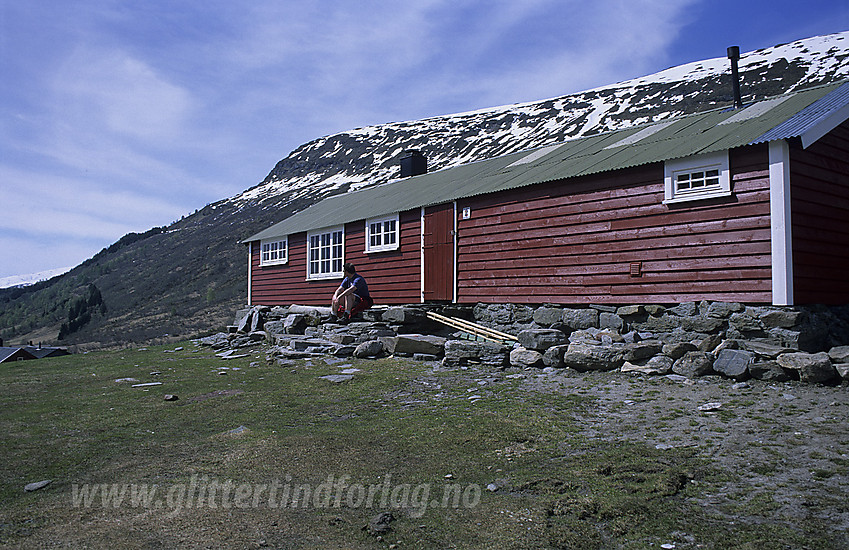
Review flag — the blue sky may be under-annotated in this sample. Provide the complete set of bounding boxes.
[1,0,847,280]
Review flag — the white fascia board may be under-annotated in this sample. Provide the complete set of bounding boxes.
[453,201,458,304]
[420,207,425,304]
[247,245,252,306]
[801,100,849,148]
[768,140,793,305]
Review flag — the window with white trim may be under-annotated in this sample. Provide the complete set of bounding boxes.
[365,214,399,253]
[307,227,344,279]
[260,238,288,266]
[663,151,731,204]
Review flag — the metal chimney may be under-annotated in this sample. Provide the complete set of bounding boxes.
[727,45,743,108]
[400,150,427,178]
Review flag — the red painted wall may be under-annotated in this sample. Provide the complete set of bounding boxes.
[455,144,773,304]
[790,119,849,304]
[250,209,421,306]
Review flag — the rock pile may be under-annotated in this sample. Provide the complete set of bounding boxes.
[196,302,849,385]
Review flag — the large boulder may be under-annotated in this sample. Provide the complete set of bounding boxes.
[517,329,567,351]
[283,314,308,335]
[354,340,384,358]
[776,352,837,384]
[443,340,508,369]
[621,355,673,375]
[759,308,802,328]
[510,347,545,369]
[563,342,623,372]
[381,307,427,325]
[671,351,715,378]
[263,320,286,337]
[380,334,446,356]
[599,312,624,332]
[712,349,754,381]
[827,346,849,363]
[561,308,599,331]
[749,360,794,382]
[706,302,745,318]
[542,344,569,368]
[621,341,663,363]
[662,342,698,360]
[198,332,230,348]
[533,307,564,327]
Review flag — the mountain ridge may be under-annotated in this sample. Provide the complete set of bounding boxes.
[2,31,848,349]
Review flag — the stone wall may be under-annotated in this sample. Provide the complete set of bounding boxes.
[199,302,849,385]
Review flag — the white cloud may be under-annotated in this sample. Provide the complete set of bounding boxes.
[55,47,193,141]
[0,166,186,241]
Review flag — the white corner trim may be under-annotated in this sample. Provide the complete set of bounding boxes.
[420,207,425,303]
[453,201,458,303]
[769,140,794,305]
[247,245,252,306]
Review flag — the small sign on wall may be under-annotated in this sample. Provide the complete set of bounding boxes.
[462,207,471,220]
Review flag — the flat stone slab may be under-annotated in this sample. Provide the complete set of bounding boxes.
[131,382,163,388]
[320,374,354,383]
[25,480,52,492]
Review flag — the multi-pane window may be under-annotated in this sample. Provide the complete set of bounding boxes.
[307,227,344,279]
[366,214,399,253]
[675,169,720,192]
[260,238,287,266]
[663,151,731,204]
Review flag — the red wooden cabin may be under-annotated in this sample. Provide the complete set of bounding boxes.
[244,82,849,307]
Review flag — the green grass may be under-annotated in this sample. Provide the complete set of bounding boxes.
[0,343,843,549]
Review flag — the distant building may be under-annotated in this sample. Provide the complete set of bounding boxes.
[24,346,70,359]
[0,347,37,364]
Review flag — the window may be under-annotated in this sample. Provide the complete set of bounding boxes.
[366,214,399,253]
[663,151,731,204]
[307,227,344,279]
[260,238,288,266]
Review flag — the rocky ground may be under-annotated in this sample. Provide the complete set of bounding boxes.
[520,368,849,534]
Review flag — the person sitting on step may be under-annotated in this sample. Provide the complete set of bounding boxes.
[331,263,374,322]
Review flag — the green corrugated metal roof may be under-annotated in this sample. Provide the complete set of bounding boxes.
[245,81,848,243]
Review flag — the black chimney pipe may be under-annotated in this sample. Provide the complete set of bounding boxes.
[727,45,743,108]
[400,150,427,178]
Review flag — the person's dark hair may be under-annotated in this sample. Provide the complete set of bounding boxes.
[343,263,356,275]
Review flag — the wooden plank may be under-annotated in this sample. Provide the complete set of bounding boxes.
[426,312,517,343]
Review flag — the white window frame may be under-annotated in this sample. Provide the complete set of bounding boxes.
[259,237,288,266]
[365,213,399,253]
[663,151,731,204]
[307,226,344,280]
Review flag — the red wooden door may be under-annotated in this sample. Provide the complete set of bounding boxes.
[423,203,454,301]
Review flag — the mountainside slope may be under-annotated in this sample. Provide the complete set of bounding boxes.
[3,32,848,349]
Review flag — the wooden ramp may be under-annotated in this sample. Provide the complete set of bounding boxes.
[426,311,518,345]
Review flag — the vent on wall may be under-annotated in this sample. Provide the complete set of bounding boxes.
[629,262,642,278]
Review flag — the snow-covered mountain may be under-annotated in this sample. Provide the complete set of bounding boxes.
[6,32,849,349]
[231,32,849,215]
[0,267,73,289]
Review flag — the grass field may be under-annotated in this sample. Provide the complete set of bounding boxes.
[1,342,846,549]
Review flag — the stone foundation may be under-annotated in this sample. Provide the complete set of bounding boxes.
[198,302,849,385]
